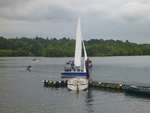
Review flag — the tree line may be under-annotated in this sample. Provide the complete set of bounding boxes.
[0,36,150,57]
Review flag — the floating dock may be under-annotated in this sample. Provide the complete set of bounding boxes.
[43,80,150,97]
[89,81,123,91]
[43,80,67,88]
[43,80,123,91]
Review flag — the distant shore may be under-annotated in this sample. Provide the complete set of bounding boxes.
[0,36,150,57]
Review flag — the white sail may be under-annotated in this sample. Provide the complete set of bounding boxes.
[74,18,82,67]
[83,41,87,72]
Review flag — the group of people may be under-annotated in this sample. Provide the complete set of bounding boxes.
[64,58,93,73]
[64,60,82,72]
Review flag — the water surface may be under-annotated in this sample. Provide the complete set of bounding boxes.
[0,56,150,113]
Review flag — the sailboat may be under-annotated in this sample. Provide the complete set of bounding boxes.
[61,18,92,90]
[61,18,89,78]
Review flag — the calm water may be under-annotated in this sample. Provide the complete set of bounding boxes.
[0,56,150,113]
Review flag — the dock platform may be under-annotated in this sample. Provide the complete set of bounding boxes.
[43,80,123,91]
[43,80,150,98]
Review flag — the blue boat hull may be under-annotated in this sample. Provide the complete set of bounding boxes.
[61,72,88,78]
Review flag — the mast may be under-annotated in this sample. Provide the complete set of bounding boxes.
[74,18,82,67]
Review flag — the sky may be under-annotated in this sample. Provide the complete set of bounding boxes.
[0,0,150,43]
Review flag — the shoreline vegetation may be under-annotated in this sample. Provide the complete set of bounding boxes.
[0,36,150,57]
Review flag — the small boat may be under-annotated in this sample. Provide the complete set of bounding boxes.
[32,58,39,63]
[67,77,88,91]
[32,58,37,61]
[61,18,92,79]
[123,84,150,97]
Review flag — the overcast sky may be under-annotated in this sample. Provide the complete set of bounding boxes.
[0,0,150,43]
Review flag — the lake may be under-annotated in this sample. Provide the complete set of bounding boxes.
[0,56,150,113]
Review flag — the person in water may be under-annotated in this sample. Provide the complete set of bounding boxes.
[26,65,32,72]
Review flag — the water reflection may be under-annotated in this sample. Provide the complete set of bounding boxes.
[85,89,94,113]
